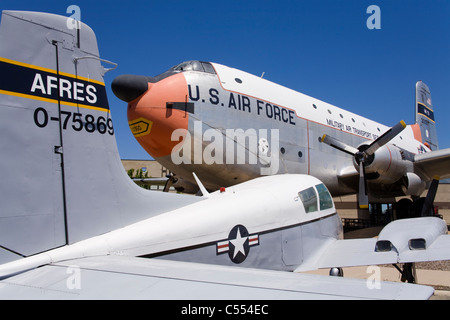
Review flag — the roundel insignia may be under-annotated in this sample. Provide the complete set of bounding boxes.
[216,224,259,264]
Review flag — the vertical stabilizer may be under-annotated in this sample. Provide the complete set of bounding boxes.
[415,81,439,150]
[0,11,199,264]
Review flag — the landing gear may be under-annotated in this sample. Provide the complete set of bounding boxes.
[329,267,344,277]
[393,263,417,283]
[395,198,413,219]
[395,197,435,219]
[395,177,440,219]
[163,174,178,192]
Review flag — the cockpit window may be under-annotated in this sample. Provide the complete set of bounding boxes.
[298,187,318,213]
[174,61,194,72]
[201,62,216,74]
[149,61,216,84]
[316,183,333,210]
[298,183,333,213]
[172,61,216,74]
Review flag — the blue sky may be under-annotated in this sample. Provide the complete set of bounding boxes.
[2,0,450,159]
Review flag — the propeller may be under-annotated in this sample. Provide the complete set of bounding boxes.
[421,175,440,216]
[320,120,407,208]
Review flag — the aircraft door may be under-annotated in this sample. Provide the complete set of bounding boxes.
[281,226,303,266]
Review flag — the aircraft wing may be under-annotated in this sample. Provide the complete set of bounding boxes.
[0,255,433,300]
[132,177,169,186]
[414,148,450,180]
[297,217,450,271]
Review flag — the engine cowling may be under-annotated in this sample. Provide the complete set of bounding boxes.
[402,172,426,196]
[353,144,411,184]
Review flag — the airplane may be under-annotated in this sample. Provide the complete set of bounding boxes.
[0,10,449,300]
[112,57,450,216]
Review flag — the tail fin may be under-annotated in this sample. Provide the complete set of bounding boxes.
[0,11,198,264]
[415,81,439,150]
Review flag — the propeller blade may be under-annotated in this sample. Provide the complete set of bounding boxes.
[320,120,407,210]
[320,134,359,156]
[364,120,407,156]
[358,160,369,209]
[421,175,440,216]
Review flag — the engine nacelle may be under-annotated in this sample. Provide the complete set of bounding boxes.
[353,144,411,184]
[402,172,426,196]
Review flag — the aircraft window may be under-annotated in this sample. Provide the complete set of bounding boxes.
[298,187,318,213]
[298,151,303,158]
[201,62,216,74]
[352,118,356,123]
[235,78,243,84]
[340,114,343,118]
[174,61,194,72]
[191,61,204,72]
[316,183,333,210]
[312,104,317,109]
[280,147,285,154]
[327,109,332,114]
[173,61,217,74]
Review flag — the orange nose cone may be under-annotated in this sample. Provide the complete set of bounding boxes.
[127,73,189,158]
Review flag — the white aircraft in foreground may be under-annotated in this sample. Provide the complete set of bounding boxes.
[0,10,449,300]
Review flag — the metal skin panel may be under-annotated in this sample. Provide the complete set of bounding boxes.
[0,11,201,263]
[0,174,340,279]
[312,217,450,269]
[377,217,447,253]
[146,62,434,198]
[307,120,360,195]
[156,70,310,191]
[148,214,341,272]
[414,148,450,181]
[0,12,68,260]
[0,256,435,300]
[0,102,66,259]
[416,81,438,150]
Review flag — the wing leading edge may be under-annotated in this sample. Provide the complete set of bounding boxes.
[0,256,434,300]
[414,148,450,181]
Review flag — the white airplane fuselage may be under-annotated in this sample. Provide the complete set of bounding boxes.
[114,61,431,198]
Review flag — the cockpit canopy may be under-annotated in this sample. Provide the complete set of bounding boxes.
[111,61,217,102]
[298,183,334,213]
[149,60,216,83]
[172,61,216,74]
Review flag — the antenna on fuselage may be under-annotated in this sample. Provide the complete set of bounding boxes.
[192,173,210,198]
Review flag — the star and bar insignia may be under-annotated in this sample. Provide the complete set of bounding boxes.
[216,224,259,264]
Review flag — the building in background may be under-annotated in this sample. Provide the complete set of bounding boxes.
[121,159,171,191]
